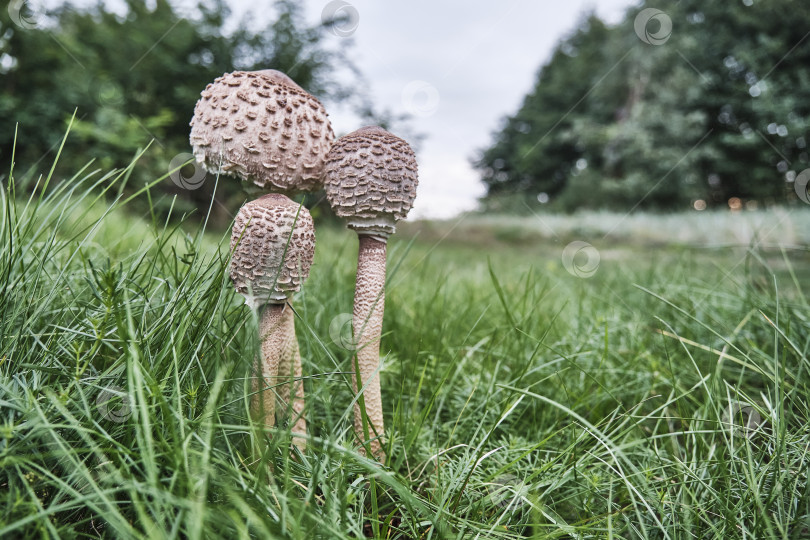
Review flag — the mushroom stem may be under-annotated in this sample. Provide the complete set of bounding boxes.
[352,234,388,461]
[255,301,307,450]
[253,302,288,430]
[277,302,307,451]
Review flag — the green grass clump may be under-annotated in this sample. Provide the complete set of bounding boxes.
[1,150,809,538]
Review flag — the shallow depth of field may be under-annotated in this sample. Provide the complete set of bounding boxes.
[0,159,808,538]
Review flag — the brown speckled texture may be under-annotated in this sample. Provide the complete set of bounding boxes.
[230,194,315,306]
[324,126,418,236]
[352,235,388,461]
[190,70,334,192]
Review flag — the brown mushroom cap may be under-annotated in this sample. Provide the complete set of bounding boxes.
[323,126,419,236]
[254,69,300,89]
[190,70,334,193]
[230,194,315,307]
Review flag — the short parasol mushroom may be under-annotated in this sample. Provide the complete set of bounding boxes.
[323,126,418,460]
[230,194,315,451]
[190,69,334,447]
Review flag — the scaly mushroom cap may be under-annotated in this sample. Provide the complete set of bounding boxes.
[190,70,334,193]
[230,194,316,307]
[324,126,418,236]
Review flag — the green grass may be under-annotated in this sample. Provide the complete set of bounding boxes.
[1,154,810,538]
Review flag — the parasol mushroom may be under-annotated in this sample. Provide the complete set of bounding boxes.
[323,126,418,461]
[190,69,334,193]
[230,194,315,451]
[190,69,334,448]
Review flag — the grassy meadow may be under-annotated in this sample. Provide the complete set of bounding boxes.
[1,158,809,538]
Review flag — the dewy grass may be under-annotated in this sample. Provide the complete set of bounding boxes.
[1,142,809,538]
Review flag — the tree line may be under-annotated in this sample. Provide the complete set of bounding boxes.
[475,0,810,212]
[0,0,400,225]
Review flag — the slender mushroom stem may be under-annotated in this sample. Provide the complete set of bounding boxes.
[352,234,388,461]
[276,301,307,451]
[253,302,289,430]
[254,300,307,451]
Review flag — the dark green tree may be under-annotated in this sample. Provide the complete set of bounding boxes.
[476,0,810,212]
[477,14,626,210]
[0,0,389,224]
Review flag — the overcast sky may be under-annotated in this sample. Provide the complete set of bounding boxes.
[56,0,640,218]
[297,0,640,218]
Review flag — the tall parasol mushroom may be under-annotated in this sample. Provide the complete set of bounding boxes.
[190,69,333,447]
[323,126,418,461]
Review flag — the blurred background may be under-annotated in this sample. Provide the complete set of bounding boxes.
[4,3,810,536]
[1,0,809,227]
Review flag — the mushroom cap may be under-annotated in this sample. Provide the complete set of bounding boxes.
[190,70,334,193]
[323,126,418,236]
[230,194,316,307]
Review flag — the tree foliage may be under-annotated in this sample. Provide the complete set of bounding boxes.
[476,0,810,212]
[0,0,378,224]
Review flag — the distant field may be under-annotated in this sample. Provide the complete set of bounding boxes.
[402,208,810,247]
[1,175,808,538]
